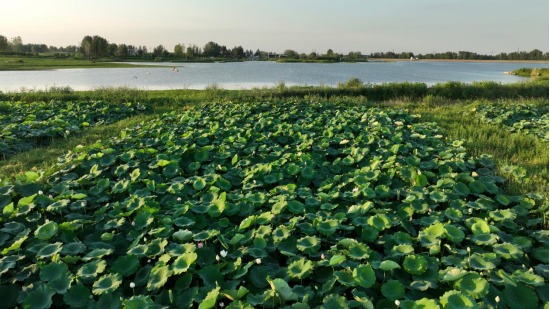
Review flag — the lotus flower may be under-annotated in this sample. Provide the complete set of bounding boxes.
[256,258,261,264]
[219,303,225,308]
[198,242,203,248]
[38,190,43,195]
[352,187,359,192]
[130,282,135,288]
[220,250,227,257]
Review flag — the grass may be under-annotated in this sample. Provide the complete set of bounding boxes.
[0,56,174,70]
[512,67,549,78]
[413,102,549,198]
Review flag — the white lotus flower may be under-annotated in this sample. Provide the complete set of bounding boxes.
[177,197,182,201]
[395,300,400,306]
[256,258,261,264]
[220,250,227,258]
[38,190,43,195]
[130,282,135,288]
[352,187,358,192]
[495,296,500,303]
[219,302,225,308]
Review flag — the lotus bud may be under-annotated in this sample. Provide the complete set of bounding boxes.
[220,250,227,258]
[147,259,151,263]
[395,300,400,306]
[256,258,262,264]
[22,286,25,291]
[38,190,43,195]
[467,247,471,253]
[253,180,256,184]
[49,194,53,198]
[321,254,325,259]
[468,208,473,213]
[131,221,135,226]
[353,187,359,192]
[495,296,500,303]
[198,242,204,248]
[177,197,182,201]
[216,255,220,261]
[144,237,147,242]
[130,282,135,288]
[529,267,533,272]
[219,303,225,308]
[522,264,525,268]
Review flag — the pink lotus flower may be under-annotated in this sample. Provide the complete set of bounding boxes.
[198,242,203,248]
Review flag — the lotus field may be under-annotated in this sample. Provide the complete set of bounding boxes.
[470,101,549,141]
[0,102,548,309]
[0,101,151,159]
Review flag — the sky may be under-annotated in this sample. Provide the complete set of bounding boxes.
[1,0,548,54]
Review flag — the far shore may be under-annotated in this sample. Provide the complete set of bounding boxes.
[370,58,549,63]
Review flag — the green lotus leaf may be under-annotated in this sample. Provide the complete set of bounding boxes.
[287,258,314,280]
[329,255,346,266]
[270,278,298,302]
[453,182,470,196]
[112,255,140,277]
[173,252,198,274]
[315,219,339,236]
[40,261,68,281]
[287,200,305,214]
[469,180,486,194]
[367,213,391,230]
[77,259,107,278]
[489,209,516,221]
[23,285,56,309]
[321,294,349,309]
[430,191,448,203]
[413,298,441,309]
[297,236,321,254]
[392,244,415,256]
[441,268,468,282]
[301,166,317,179]
[82,248,113,261]
[334,270,356,286]
[92,273,122,295]
[381,280,405,300]
[493,243,522,260]
[123,295,155,309]
[37,242,63,259]
[439,290,478,309]
[112,179,130,193]
[193,178,207,191]
[379,260,401,271]
[216,178,232,191]
[147,265,172,291]
[469,254,496,270]
[404,255,428,275]
[533,248,549,263]
[471,233,499,246]
[471,221,491,235]
[63,283,91,308]
[173,230,194,242]
[454,273,489,299]
[285,164,300,176]
[444,225,465,243]
[60,242,87,255]
[503,283,539,309]
[424,223,445,237]
[353,264,376,288]
[195,149,209,162]
[34,221,58,240]
[348,243,370,260]
[511,270,545,287]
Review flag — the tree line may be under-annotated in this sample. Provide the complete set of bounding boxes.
[369,50,549,61]
[1,34,548,61]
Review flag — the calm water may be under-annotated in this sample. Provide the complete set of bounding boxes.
[0,61,547,91]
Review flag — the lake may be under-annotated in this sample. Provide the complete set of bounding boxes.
[0,61,547,92]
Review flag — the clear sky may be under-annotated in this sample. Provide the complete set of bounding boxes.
[2,0,548,54]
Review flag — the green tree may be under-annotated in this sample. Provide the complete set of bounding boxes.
[174,44,185,58]
[80,36,92,59]
[116,44,128,57]
[153,45,166,57]
[0,35,9,51]
[10,36,23,52]
[327,49,334,56]
[203,41,221,57]
[284,49,298,59]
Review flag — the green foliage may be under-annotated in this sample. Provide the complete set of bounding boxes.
[0,100,150,158]
[0,102,547,308]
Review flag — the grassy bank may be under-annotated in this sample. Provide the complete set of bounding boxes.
[1,79,547,105]
[512,67,549,78]
[0,56,173,70]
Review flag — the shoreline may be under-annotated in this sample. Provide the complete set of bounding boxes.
[370,58,549,63]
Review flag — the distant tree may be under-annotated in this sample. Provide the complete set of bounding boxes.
[174,44,185,58]
[254,49,261,56]
[308,52,317,59]
[116,44,128,57]
[326,49,334,56]
[0,35,10,51]
[10,36,23,52]
[203,41,221,57]
[153,45,166,57]
[283,49,298,59]
[80,36,92,59]
[232,46,245,59]
[107,43,117,56]
[137,46,144,57]
[300,53,307,59]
